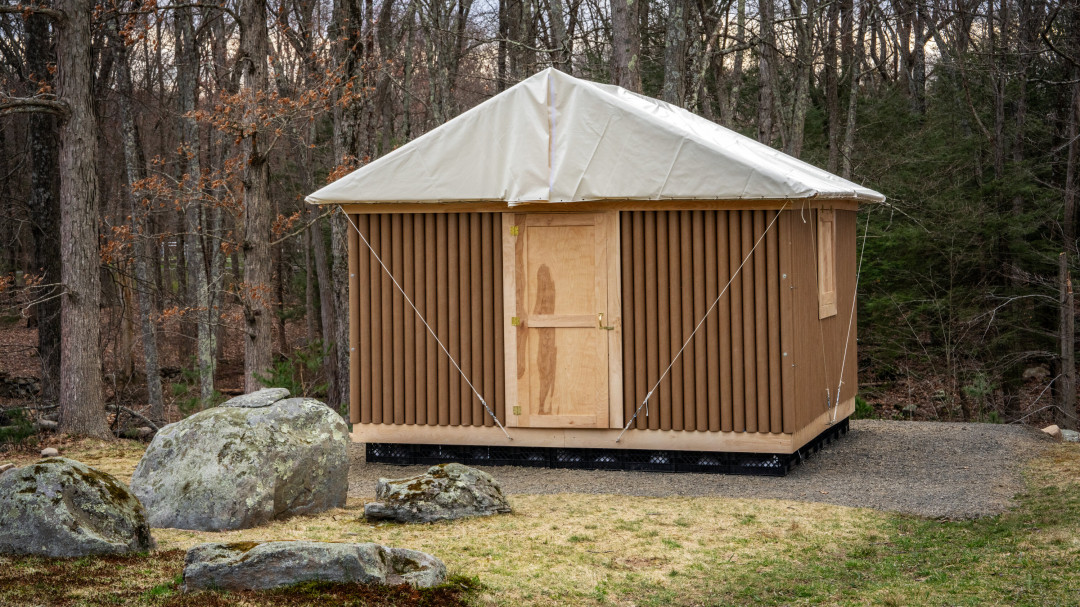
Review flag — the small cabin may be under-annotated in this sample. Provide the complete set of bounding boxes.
[306,69,884,474]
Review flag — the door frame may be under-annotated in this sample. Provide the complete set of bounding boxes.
[502,211,623,429]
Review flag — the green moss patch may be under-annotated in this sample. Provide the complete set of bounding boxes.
[222,541,263,553]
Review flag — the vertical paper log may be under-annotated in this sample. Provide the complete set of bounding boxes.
[691,211,707,431]
[380,216,394,424]
[391,214,405,424]
[741,211,757,432]
[704,211,721,431]
[413,215,427,425]
[680,211,696,431]
[348,215,360,425]
[458,215,472,426]
[426,216,438,425]
[402,214,416,425]
[447,214,461,426]
[436,214,449,425]
[620,213,635,428]
[470,213,484,425]
[369,216,383,425]
[633,213,648,430]
[754,210,770,432]
[656,212,671,430]
[493,214,505,424]
[644,212,659,430]
[357,215,372,425]
[767,210,782,433]
[667,212,683,431]
[728,212,744,432]
[718,212,733,431]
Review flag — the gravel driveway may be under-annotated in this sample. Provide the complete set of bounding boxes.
[347,420,1053,519]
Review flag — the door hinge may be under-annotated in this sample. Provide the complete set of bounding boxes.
[512,405,522,416]
[510,225,520,236]
[510,316,520,326]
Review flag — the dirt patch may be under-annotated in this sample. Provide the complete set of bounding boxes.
[348,420,1053,519]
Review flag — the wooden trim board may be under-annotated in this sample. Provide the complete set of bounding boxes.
[350,396,854,454]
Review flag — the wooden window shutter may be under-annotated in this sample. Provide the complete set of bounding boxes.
[817,209,837,319]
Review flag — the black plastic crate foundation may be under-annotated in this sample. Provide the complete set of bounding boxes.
[366,417,849,477]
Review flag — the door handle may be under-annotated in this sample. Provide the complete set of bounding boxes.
[598,313,615,331]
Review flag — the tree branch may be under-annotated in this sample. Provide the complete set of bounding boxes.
[0,97,69,118]
[111,402,161,431]
[0,4,63,20]
[116,3,240,23]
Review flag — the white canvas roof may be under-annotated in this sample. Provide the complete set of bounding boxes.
[306,68,885,206]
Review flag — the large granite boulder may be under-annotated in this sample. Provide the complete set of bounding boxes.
[183,540,446,591]
[130,389,349,531]
[364,463,512,523]
[0,458,155,557]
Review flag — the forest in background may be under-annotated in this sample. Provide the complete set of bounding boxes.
[0,0,1078,437]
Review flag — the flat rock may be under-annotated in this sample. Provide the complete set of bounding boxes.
[40,448,58,458]
[221,387,291,408]
[130,394,349,531]
[183,540,446,591]
[1042,425,1063,441]
[1063,429,1080,443]
[365,463,511,523]
[0,458,155,557]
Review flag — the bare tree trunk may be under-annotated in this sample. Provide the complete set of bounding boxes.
[757,0,776,144]
[497,0,508,90]
[661,0,688,104]
[841,1,866,180]
[723,0,747,123]
[825,0,841,172]
[374,0,396,155]
[909,1,927,114]
[274,235,287,355]
[0,126,12,279]
[1060,77,1080,430]
[329,219,350,411]
[26,13,62,405]
[784,0,815,157]
[175,4,214,406]
[1059,252,1075,430]
[206,5,231,369]
[549,0,569,71]
[303,228,317,346]
[331,0,365,412]
[240,0,274,392]
[403,1,417,134]
[311,218,337,400]
[56,0,111,438]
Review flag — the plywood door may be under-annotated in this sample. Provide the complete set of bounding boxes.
[504,213,619,428]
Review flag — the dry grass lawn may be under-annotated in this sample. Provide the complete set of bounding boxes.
[2,437,1079,606]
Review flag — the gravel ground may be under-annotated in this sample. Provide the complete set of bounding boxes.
[347,420,1053,519]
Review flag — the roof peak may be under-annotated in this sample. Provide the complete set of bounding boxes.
[306,69,884,205]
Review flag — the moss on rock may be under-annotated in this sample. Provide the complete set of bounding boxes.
[0,458,155,557]
[129,393,349,531]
